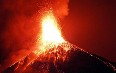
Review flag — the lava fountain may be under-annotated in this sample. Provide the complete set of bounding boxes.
[33,10,75,62]
[34,10,66,55]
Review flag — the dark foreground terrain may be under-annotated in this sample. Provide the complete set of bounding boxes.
[4,48,116,73]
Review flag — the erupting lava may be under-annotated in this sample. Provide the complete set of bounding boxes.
[34,11,66,56]
[33,11,74,60]
[2,10,75,73]
[8,10,76,72]
[41,11,65,44]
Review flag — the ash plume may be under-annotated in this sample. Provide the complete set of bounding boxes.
[0,0,70,72]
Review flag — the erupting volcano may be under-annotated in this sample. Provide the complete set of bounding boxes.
[1,0,116,73]
[3,10,77,73]
[33,11,76,62]
[3,9,116,73]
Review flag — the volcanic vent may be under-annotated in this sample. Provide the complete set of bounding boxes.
[33,10,77,62]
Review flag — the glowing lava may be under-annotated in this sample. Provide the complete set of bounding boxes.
[34,11,68,56]
[41,12,65,44]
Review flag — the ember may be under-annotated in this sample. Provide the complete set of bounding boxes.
[34,10,66,56]
[32,10,76,64]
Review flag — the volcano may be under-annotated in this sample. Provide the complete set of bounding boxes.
[1,10,116,73]
[3,45,116,73]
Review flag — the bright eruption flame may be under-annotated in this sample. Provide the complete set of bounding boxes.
[41,12,65,44]
[34,11,67,55]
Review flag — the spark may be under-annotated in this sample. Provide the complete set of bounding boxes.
[34,10,67,56]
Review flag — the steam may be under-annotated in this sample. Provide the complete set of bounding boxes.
[0,0,70,72]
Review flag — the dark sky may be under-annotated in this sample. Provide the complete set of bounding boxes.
[62,0,116,61]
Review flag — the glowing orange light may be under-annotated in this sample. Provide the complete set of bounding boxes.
[5,10,76,72]
[41,12,65,44]
[34,11,66,55]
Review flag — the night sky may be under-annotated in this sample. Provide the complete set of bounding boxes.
[62,0,116,61]
[0,0,116,66]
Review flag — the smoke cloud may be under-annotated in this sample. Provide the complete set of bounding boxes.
[0,0,69,71]
[51,0,69,18]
